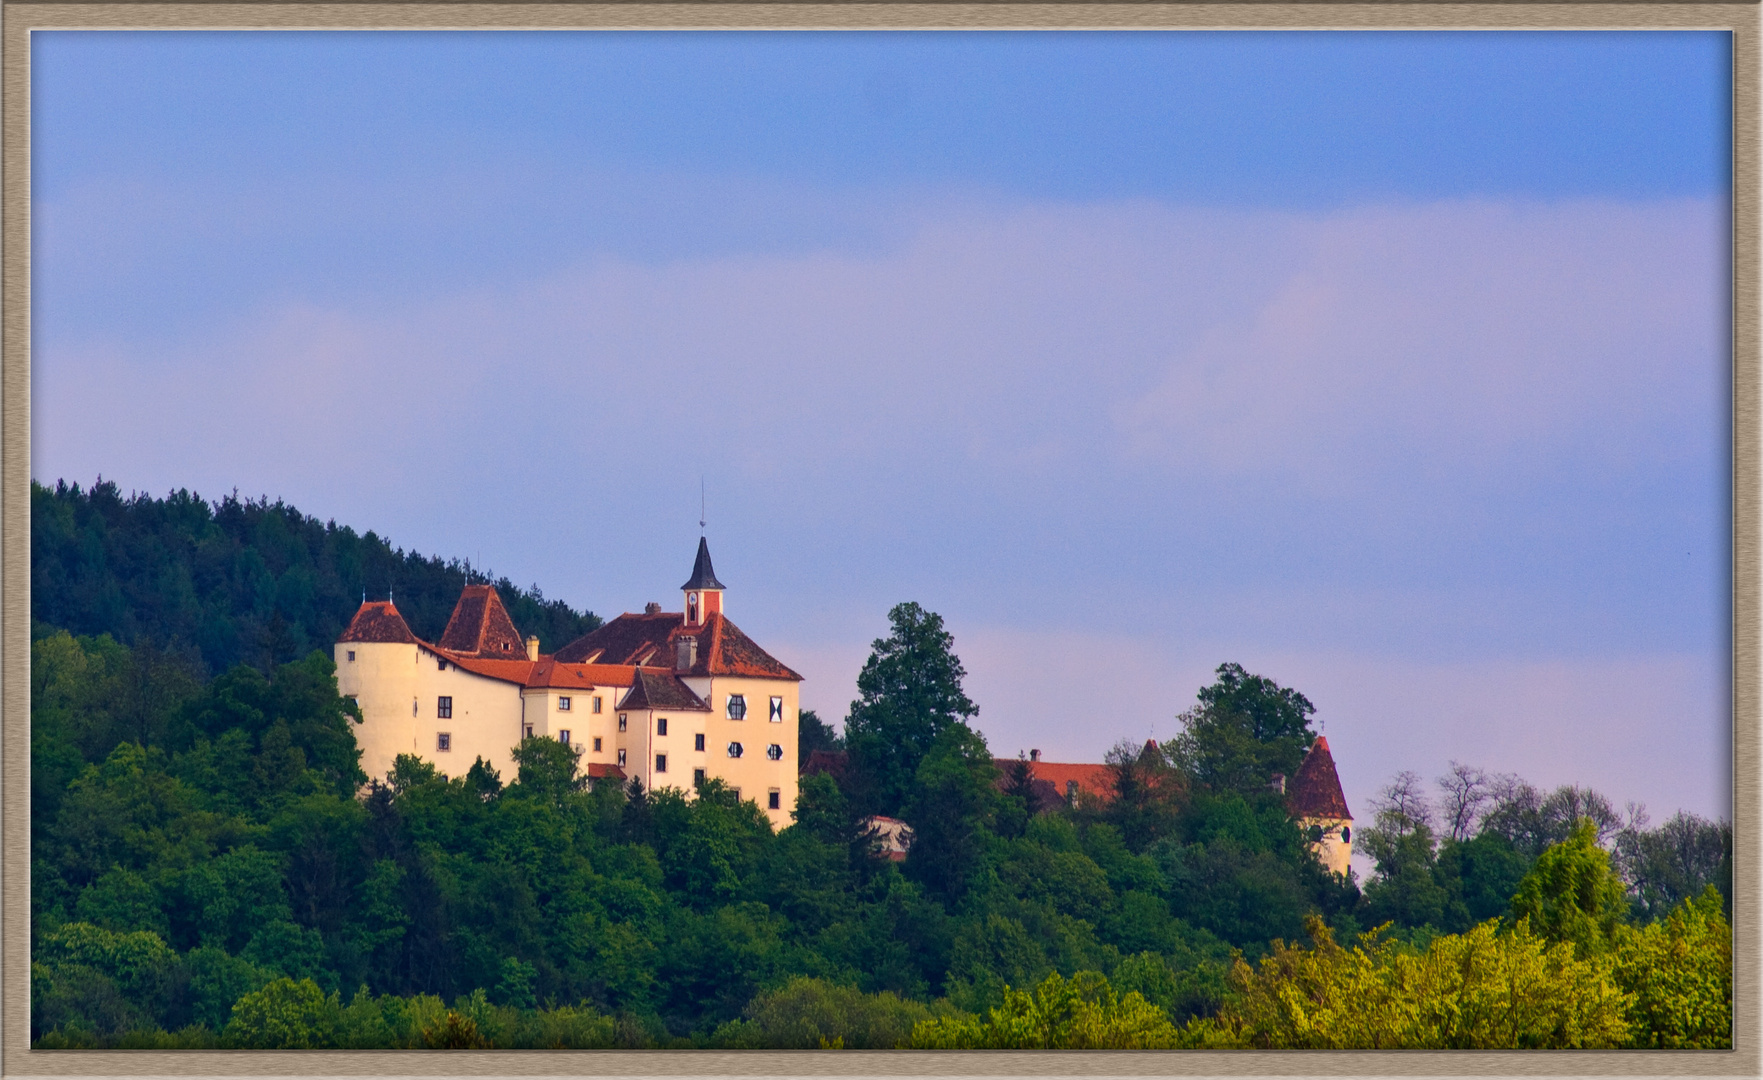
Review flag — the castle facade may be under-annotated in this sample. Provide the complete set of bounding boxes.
[335,539,802,827]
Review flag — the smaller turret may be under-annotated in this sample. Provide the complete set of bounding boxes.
[1287,736,1354,877]
[680,537,726,628]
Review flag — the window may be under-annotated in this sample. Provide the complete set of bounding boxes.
[1066,780,1079,803]
[593,697,603,714]
[438,659,448,671]
[593,737,603,752]
[766,744,783,761]
[559,696,572,711]
[768,790,781,810]
[346,650,356,662]
[694,733,705,752]
[726,694,747,720]
[559,730,571,745]
[524,724,533,739]
[657,717,668,736]
[437,733,451,752]
[693,768,705,786]
[655,754,668,773]
[727,742,744,758]
[1341,826,1352,843]
[770,696,784,722]
[618,713,628,732]
[437,696,453,719]
[617,749,627,767]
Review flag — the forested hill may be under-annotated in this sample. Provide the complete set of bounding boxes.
[31,479,602,673]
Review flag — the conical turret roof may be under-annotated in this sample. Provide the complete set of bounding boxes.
[1287,736,1352,820]
[339,599,418,644]
[680,536,726,591]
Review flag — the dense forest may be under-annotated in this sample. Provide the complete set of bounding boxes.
[30,481,1732,1049]
[31,479,601,674]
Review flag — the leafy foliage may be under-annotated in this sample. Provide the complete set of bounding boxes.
[911,970,1183,1049]
[1613,887,1732,1048]
[1204,915,1633,1048]
[29,538,1730,1050]
[1509,818,1629,956]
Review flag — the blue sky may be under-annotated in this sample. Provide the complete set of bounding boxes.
[31,31,1732,832]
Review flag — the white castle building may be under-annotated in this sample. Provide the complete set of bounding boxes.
[335,539,802,827]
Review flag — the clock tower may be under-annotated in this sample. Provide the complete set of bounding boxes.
[681,536,726,628]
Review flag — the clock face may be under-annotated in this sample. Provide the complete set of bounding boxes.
[689,593,698,604]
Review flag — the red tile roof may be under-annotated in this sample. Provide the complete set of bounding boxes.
[439,584,528,659]
[802,750,848,779]
[437,651,538,684]
[554,611,801,681]
[339,601,419,644]
[993,759,1114,802]
[617,668,711,712]
[1287,736,1352,821]
[585,762,627,781]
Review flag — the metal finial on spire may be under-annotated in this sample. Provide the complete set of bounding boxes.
[700,475,706,534]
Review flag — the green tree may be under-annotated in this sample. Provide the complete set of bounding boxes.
[1615,811,1731,921]
[797,708,842,769]
[1612,887,1731,1048]
[911,970,1182,1049]
[1096,738,1184,853]
[506,736,585,807]
[1432,831,1532,932]
[1509,818,1629,956]
[1204,916,1633,1049]
[1167,663,1315,796]
[728,976,933,1049]
[1358,772,1448,930]
[901,724,999,903]
[842,602,978,817]
[226,976,340,1048]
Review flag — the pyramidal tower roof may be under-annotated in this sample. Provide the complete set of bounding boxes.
[680,536,726,591]
[438,584,527,658]
[1287,735,1352,821]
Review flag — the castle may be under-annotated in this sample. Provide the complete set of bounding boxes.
[334,538,803,828]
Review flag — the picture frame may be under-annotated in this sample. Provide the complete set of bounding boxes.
[4,5,1754,1077]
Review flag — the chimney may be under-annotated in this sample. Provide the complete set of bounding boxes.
[644,602,662,615]
[525,636,540,661]
[1270,772,1287,795]
[1029,749,1041,762]
[676,635,697,672]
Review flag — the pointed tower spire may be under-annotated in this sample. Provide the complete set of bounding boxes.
[681,536,726,627]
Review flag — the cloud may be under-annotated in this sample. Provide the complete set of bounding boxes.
[32,191,1727,758]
